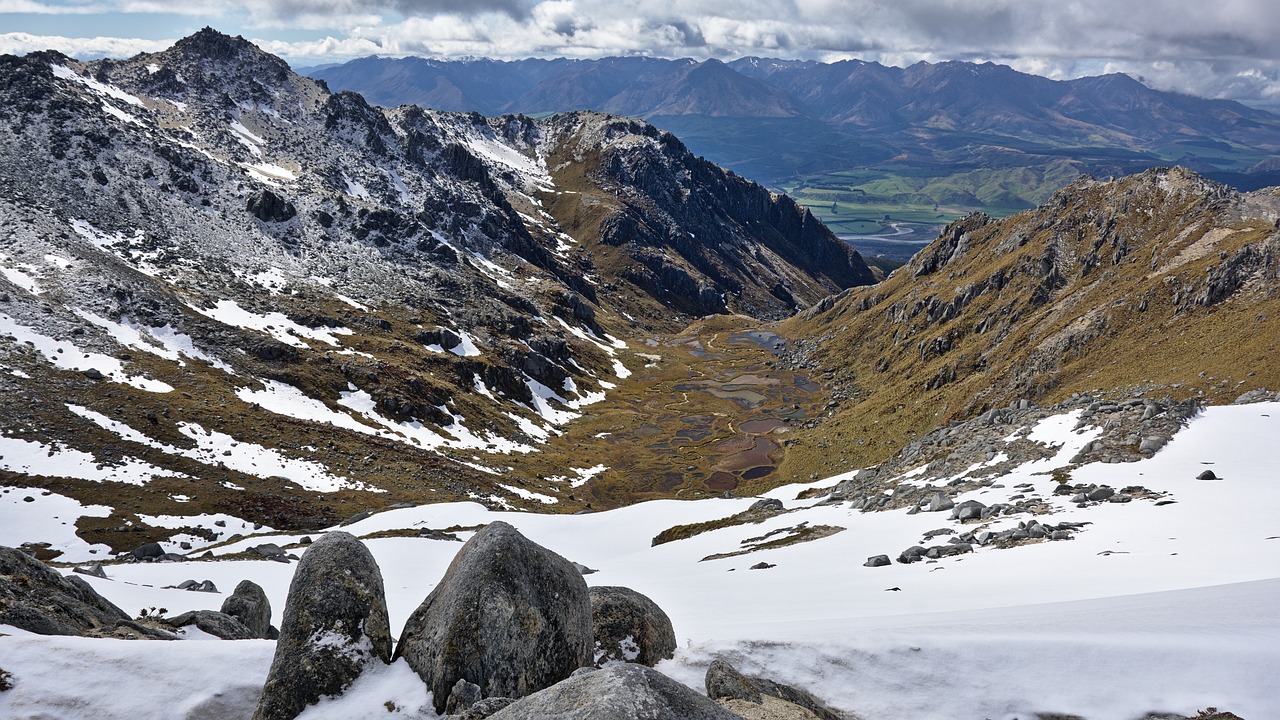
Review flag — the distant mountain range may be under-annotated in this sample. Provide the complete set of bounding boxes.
[308,56,1280,223]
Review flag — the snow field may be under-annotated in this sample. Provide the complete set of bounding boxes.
[1,403,1277,719]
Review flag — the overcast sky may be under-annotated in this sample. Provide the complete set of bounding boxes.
[2,0,1278,104]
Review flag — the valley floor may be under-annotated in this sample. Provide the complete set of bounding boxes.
[3,402,1279,719]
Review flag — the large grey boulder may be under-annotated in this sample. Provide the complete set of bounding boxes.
[589,586,677,667]
[395,521,593,714]
[0,545,129,636]
[251,532,392,720]
[221,579,274,639]
[486,663,739,720]
[164,609,255,640]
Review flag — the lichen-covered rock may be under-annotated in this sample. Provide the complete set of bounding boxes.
[706,658,843,720]
[164,609,255,640]
[0,545,129,636]
[589,586,677,667]
[251,532,392,720]
[221,579,273,639]
[486,663,739,720]
[395,521,593,714]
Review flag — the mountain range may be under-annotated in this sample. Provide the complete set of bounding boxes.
[309,55,1280,221]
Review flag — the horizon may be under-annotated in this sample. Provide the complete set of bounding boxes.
[0,0,1277,106]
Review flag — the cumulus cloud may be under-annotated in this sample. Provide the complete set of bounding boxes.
[0,31,171,58]
[5,0,1279,100]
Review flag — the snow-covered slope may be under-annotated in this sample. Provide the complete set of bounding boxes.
[3,401,1277,719]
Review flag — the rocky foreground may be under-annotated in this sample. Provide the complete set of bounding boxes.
[1,524,855,719]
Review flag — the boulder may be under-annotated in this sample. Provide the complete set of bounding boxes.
[486,663,739,720]
[164,610,255,640]
[0,545,129,636]
[221,579,274,639]
[251,532,392,720]
[1197,469,1218,480]
[395,521,593,714]
[589,586,677,667]
[863,554,891,568]
[705,658,842,720]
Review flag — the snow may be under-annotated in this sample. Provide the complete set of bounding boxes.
[74,311,232,372]
[242,161,297,184]
[3,403,1279,719]
[66,403,375,494]
[51,64,145,107]
[449,330,481,357]
[0,311,174,393]
[499,483,558,504]
[0,487,113,560]
[0,434,182,489]
[190,299,349,347]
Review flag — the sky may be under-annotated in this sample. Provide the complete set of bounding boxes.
[1,0,1279,105]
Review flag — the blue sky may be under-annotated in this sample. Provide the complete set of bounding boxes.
[2,1,1278,103]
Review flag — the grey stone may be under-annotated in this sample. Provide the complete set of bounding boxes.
[925,492,954,512]
[131,542,165,561]
[252,532,392,720]
[1197,469,1218,480]
[863,554,891,567]
[1138,436,1167,454]
[1087,486,1115,502]
[706,658,761,703]
[446,679,484,715]
[165,610,255,640]
[454,697,517,720]
[0,545,129,636]
[221,579,273,639]
[487,663,738,720]
[748,498,784,513]
[706,658,842,720]
[589,586,677,667]
[395,521,592,714]
[73,562,107,579]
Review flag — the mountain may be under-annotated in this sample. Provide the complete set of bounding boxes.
[311,55,1280,228]
[779,166,1280,477]
[0,29,873,547]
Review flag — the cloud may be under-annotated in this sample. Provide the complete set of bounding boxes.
[0,31,171,58]
[4,0,1279,100]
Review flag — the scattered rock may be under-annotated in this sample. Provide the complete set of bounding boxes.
[487,662,739,720]
[221,579,273,639]
[589,586,677,667]
[73,562,107,579]
[165,610,255,640]
[395,521,593,714]
[130,542,165,562]
[1196,469,1218,480]
[247,543,289,562]
[168,579,219,592]
[251,532,392,720]
[863,554,891,567]
[749,562,776,570]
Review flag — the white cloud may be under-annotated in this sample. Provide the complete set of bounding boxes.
[4,0,1280,100]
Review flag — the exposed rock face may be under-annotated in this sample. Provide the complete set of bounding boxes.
[0,545,129,636]
[164,609,255,640]
[251,532,392,720]
[589,586,677,667]
[705,658,842,720]
[486,663,740,720]
[395,521,593,714]
[220,579,274,639]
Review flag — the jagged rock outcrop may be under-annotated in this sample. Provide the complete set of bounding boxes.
[0,545,129,636]
[252,532,392,720]
[395,521,593,714]
[588,586,677,667]
[486,663,740,720]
